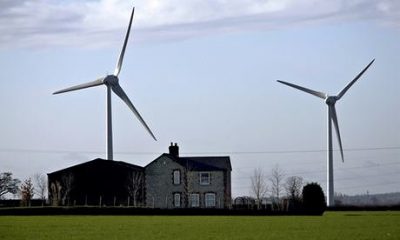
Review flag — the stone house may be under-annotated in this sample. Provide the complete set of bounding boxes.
[145,143,232,209]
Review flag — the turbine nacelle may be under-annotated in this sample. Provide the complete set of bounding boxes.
[325,96,337,106]
[104,75,119,86]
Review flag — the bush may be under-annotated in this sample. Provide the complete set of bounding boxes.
[302,182,326,215]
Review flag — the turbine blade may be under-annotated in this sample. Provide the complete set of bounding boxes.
[111,83,157,141]
[330,105,344,162]
[114,7,135,77]
[53,78,104,95]
[277,80,326,99]
[337,59,375,100]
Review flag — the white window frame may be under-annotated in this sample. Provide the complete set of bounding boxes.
[199,172,211,185]
[173,170,180,185]
[205,193,216,208]
[174,193,181,207]
[190,193,200,207]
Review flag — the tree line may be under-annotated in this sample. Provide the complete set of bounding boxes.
[0,172,47,206]
[246,165,326,213]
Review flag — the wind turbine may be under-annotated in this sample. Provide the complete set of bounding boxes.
[277,59,375,206]
[53,7,156,160]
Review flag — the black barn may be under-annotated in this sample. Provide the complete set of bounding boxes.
[48,159,144,206]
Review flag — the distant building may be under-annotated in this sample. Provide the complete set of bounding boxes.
[47,143,232,209]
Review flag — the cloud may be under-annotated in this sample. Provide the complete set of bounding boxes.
[0,0,399,49]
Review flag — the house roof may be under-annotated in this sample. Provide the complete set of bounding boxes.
[179,156,232,171]
[146,154,232,171]
[48,158,144,175]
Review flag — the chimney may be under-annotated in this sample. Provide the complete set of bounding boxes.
[169,142,179,158]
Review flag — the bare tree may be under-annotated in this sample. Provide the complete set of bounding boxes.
[285,176,304,201]
[269,165,285,209]
[127,171,144,207]
[20,178,34,206]
[0,172,20,199]
[50,181,62,206]
[285,176,303,210]
[250,168,268,209]
[61,173,74,205]
[183,161,195,208]
[34,173,47,204]
[183,168,189,208]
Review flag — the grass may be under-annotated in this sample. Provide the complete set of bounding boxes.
[0,211,399,240]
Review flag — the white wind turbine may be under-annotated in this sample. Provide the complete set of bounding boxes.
[277,59,375,206]
[53,7,156,160]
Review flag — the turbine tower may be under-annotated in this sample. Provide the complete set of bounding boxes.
[53,7,156,160]
[277,59,374,206]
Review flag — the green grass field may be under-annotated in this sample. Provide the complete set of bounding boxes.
[0,211,399,240]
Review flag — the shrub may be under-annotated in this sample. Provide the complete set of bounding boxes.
[302,182,326,215]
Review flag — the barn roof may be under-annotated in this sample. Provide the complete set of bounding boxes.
[47,158,143,175]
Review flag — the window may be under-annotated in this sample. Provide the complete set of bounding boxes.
[205,193,216,207]
[173,170,180,185]
[199,172,210,185]
[190,193,200,207]
[174,193,181,207]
